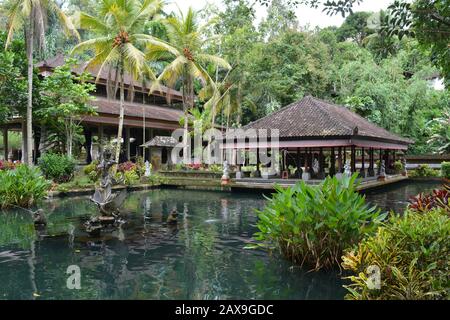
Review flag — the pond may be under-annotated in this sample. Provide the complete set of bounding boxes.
[0,180,443,300]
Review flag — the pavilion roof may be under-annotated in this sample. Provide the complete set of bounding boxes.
[36,53,183,101]
[243,96,413,145]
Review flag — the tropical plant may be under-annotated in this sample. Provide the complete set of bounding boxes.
[342,208,450,300]
[442,162,450,180]
[408,185,449,214]
[409,164,441,178]
[251,174,386,270]
[37,58,97,156]
[71,0,171,162]
[38,153,76,183]
[83,159,100,182]
[4,0,79,165]
[427,112,450,155]
[0,164,51,208]
[148,7,231,150]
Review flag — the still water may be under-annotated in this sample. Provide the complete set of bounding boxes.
[0,180,443,300]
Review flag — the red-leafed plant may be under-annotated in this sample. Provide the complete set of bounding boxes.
[0,160,21,171]
[408,184,449,213]
[118,161,136,173]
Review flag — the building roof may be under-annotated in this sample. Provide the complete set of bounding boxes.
[243,96,413,145]
[141,136,178,148]
[91,97,183,123]
[36,53,183,101]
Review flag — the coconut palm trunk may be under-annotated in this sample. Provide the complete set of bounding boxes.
[25,21,34,165]
[115,64,126,163]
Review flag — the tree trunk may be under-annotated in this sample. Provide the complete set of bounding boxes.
[25,22,34,165]
[115,65,125,163]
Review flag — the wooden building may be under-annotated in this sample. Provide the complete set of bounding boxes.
[1,53,184,164]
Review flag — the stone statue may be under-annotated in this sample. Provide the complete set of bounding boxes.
[378,160,386,181]
[401,158,407,176]
[90,148,127,217]
[344,160,352,176]
[33,209,47,227]
[145,160,151,177]
[312,158,319,174]
[167,208,178,225]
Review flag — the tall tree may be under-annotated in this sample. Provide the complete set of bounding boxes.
[71,0,173,162]
[38,58,96,157]
[4,0,79,165]
[147,7,231,155]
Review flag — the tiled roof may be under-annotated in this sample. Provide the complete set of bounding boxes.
[141,136,178,148]
[36,53,183,100]
[243,96,413,144]
[91,97,184,123]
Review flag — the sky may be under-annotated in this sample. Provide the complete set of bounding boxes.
[168,0,393,28]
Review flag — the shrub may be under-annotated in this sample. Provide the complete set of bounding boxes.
[342,209,449,300]
[135,156,146,177]
[83,160,100,182]
[0,160,21,171]
[252,174,385,270]
[118,161,136,173]
[394,160,403,173]
[408,184,449,213]
[0,165,51,209]
[442,162,450,179]
[38,153,76,183]
[409,164,440,178]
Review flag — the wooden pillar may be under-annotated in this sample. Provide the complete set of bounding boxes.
[296,147,302,179]
[360,147,366,177]
[341,147,347,173]
[255,147,261,177]
[98,125,104,155]
[351,146,356,173]
[337,147,342,173]
[318,147,325,179]
[330,147,336,176]
[3,127,8,161]
[84,127,92,164]
[369,148,375,177]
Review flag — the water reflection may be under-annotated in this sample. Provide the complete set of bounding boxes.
[0,181,442,300]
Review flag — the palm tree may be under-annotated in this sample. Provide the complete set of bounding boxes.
[71,0,174,162]
[4,0,79,165]
[147,7,231,157]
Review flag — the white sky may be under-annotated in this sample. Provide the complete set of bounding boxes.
[168,0,393,28]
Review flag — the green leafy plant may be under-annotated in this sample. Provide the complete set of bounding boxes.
[252,174,385,270]
[342,209,449,300]
[409,164,440,178]
[394,160,403,173]
[0,165,51,209]
[83,160,100,182]
[38,153,76,183]
[441,162,450,180]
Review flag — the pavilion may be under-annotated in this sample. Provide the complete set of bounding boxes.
[226,96,413,180]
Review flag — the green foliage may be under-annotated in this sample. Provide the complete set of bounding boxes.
[0,165,51,209]
[83,160,100,182]
[342,209,450,300]
[56,172,93,192]
[442,162,450,179]
[409,164,441,178]
[38,153,76,183]
[252,174,385,270]
[37,58,96,156]
[394,160,403,173]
